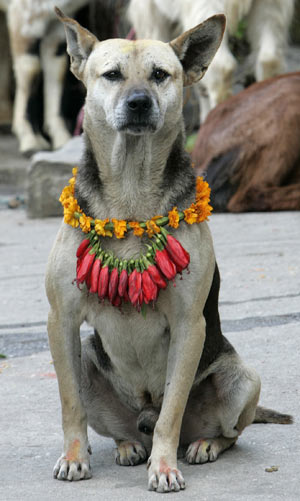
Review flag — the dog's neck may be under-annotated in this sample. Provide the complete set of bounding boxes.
[76,115,195,221]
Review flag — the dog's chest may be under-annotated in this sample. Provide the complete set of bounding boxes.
[86,302,170,409]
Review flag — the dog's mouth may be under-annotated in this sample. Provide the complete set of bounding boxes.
[119,122,157,135]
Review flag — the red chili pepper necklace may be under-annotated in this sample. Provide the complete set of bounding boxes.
[61,169,213,312]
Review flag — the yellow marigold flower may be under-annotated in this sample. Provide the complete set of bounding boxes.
[59,185,73,204]
[196,177,211,201]
[64,207,79,228]
[94,218,112,237]
[146,219,161,238]
[112,219,127,239]
[79,214,92,233]
[183,206,198,224]
[168,207,179,229]
[129,221,144,237]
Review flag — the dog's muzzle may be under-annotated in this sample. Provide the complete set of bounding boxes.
[116,88,160,134]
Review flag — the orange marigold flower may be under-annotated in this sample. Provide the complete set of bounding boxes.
[183,206,198,224]
[129,221,144,237]
[94,218,112,237]
[79,214,92,233]
[168,207,179,229]
[196,203,213,222]
[196,177,211,201]
[146,219,161,238]
[112,219,127,239]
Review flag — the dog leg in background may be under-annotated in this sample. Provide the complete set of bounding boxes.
[0,10,12,125]
[7,5,50,154]
[41,22,72,150]
[247,0,294,81]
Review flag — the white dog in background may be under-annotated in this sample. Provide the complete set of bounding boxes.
[128,0,295,122]
[5,0,89,155]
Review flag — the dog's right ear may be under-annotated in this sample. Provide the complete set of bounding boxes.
[55,7,98,80]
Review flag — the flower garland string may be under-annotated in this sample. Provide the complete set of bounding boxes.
[59,168,213,311]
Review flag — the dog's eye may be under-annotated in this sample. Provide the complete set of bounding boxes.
[103,70,123,81]
[151,68,169,83]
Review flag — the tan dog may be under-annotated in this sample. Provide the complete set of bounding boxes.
[46,9,291,493]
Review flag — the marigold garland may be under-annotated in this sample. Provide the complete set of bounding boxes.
[59,167,213,238]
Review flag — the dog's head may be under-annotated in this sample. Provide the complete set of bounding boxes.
[56,7,225,135]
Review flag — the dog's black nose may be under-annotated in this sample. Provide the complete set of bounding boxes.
[127,91,152,113]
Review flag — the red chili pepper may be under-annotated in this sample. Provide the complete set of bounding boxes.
[128,269,142,306]
[108,267,119,303]
[155,248,177,281]
[118,269,128,298]
[165,234,190,270]
[76,246,90,274]
[137,290,144,310]
[76,238,90,258]
[85,266,93,290]
[146,263,167,289]
[112,294,122,307]
[89,257,102,294]
[98,261,110,300]
[142,270,158,304]
[76,247,96,284]
[142,256,167,289]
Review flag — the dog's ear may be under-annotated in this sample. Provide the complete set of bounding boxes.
[55,7,98,80]
[170,15,226,86]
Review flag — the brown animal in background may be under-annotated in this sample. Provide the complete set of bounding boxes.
[192,72,300,212]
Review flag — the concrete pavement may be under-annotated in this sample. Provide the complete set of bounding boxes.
[0,208,299,500]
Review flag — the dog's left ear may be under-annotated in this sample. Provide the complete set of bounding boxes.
[170,14,226,86]
[55,6,98,80]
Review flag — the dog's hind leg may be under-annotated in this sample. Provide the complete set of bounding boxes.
[186,436,237,464]
[181,349,260,465]
[214,354,261,438]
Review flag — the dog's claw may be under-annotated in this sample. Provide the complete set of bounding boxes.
[53,454,92,481]
[186,437,236,464]
[115,441,147,466]
[147,459,185,492]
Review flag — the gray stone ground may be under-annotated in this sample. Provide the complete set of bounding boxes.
[0,133,300,500]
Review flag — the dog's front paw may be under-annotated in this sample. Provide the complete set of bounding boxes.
[147,457,185,493]
[115,441,147,466]
[53,439,92,481]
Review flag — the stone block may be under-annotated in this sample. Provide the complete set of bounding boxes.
[27,136,84,218]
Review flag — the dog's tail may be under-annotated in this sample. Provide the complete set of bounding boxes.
[254,405,293,425]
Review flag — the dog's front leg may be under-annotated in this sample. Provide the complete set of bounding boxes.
[148,313,206,492]
[48,310,91,481]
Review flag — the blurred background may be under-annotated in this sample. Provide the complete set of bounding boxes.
[0,0,300,214]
